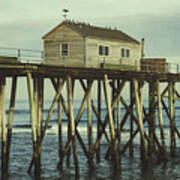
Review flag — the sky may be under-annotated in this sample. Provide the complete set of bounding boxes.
[1,0,180,100]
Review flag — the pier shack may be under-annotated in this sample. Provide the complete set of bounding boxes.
[1,21,180,179]
[42,20,140,70]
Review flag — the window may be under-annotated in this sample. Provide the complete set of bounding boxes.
[99,46,103,56]
[61,43,68,56]
[99,45,109,56]
[105,46,109,56]
[126,49,130,58]
[121,48,125,58]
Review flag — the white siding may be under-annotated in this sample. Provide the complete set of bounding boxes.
[43,25,85,67]
[85,37,140,69]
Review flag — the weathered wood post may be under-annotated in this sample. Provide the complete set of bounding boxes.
[37,77,44,170]
[27,72,40,178]
[103,74,119,169]
[0,77,6,180]
[130,80,134,157]
[156,80,166,159]
[117,79,121,162]
[67,75,79,178]
[148,80,156,155]
[96,79,101,163]
[133,79,147,160]
[57,78,63,171]
[87,79,93,166]
[168,81,176,156]
[6,77,17,173]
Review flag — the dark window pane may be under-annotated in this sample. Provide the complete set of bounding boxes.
[105,46,109,56]
[121,48,125,58]
[126,49,130,58]
[61,43,68,56]
[99,46,103,55]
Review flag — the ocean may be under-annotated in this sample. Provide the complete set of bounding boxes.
[1,100,180,180]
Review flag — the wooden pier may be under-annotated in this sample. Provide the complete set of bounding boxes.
[1,62,180,179]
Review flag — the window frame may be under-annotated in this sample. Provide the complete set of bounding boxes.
[99,45,103,56]
[61,43,68,56]
[99,45,109,56]
[121,48,125,58]
[126,49,130,58]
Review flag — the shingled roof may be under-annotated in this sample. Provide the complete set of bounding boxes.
[43,20,140,44]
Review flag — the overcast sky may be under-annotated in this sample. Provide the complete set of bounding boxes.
[1,0,180,58]
[1,0,180,100]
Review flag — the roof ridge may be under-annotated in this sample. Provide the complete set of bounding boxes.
[43,20,140,44]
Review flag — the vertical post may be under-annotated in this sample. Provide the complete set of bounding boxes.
[117,79,121,162]
[168,81,175,156]
[129,80,134,157]
[138,81,144,157]
[57,79,63,171]
[27,72,39,178]
[133,79,147,160]
[0,77,6,180]
[96,79,101,163]
[87,79,93,166]
[148,81,156,155]
[6,77,17,173]
[111,80,115,121]
[156,80,166,159]
[67,75,79,178]
[103,74,118,168]
[37,77,43,171]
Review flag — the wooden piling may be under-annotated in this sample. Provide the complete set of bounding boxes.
[87,79,93,166]
[57,79,63,171]
[103,74,119,168]
[37,77,43,171]
[96,80,101,163]
[148,81,156,155]
[168,81,176,156]
[6,76,17,173]
[156,80,166,159]
[133,79,147,160]
[27,72,40,178]
[67,75,79,179]
[0,77,6,180]
[130,80,134,157]
[117,79,121,162]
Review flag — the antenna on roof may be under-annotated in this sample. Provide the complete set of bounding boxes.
[62,9,69,20]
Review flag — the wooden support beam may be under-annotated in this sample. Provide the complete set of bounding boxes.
[59,80,94,161]
[0,77,6,180]
[156,80,166,159]
[103,74,119,169]
[87,79,93,166]
[91,80,126,157]
[6,77,17,174]
[97,80,101,163]
[168,81,176,156]
[133,79,147,160]
[37,77,44,170]
[67,75,79,179]
[27,72,39,178]
[28,78,65,173]
[129,80,134,157]
[138,81,144,157]
[148,80,156,155]
[50,78,69,116]
[57,79,63,171]
[116,79,121,162]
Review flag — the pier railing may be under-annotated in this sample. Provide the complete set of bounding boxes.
[0,46,180,74]
[0,46,43,64]
[140,62,180,74]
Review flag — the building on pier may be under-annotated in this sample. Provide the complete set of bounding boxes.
[42,20,140,70]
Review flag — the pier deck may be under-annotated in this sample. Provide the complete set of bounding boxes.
[1,61,180,179]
